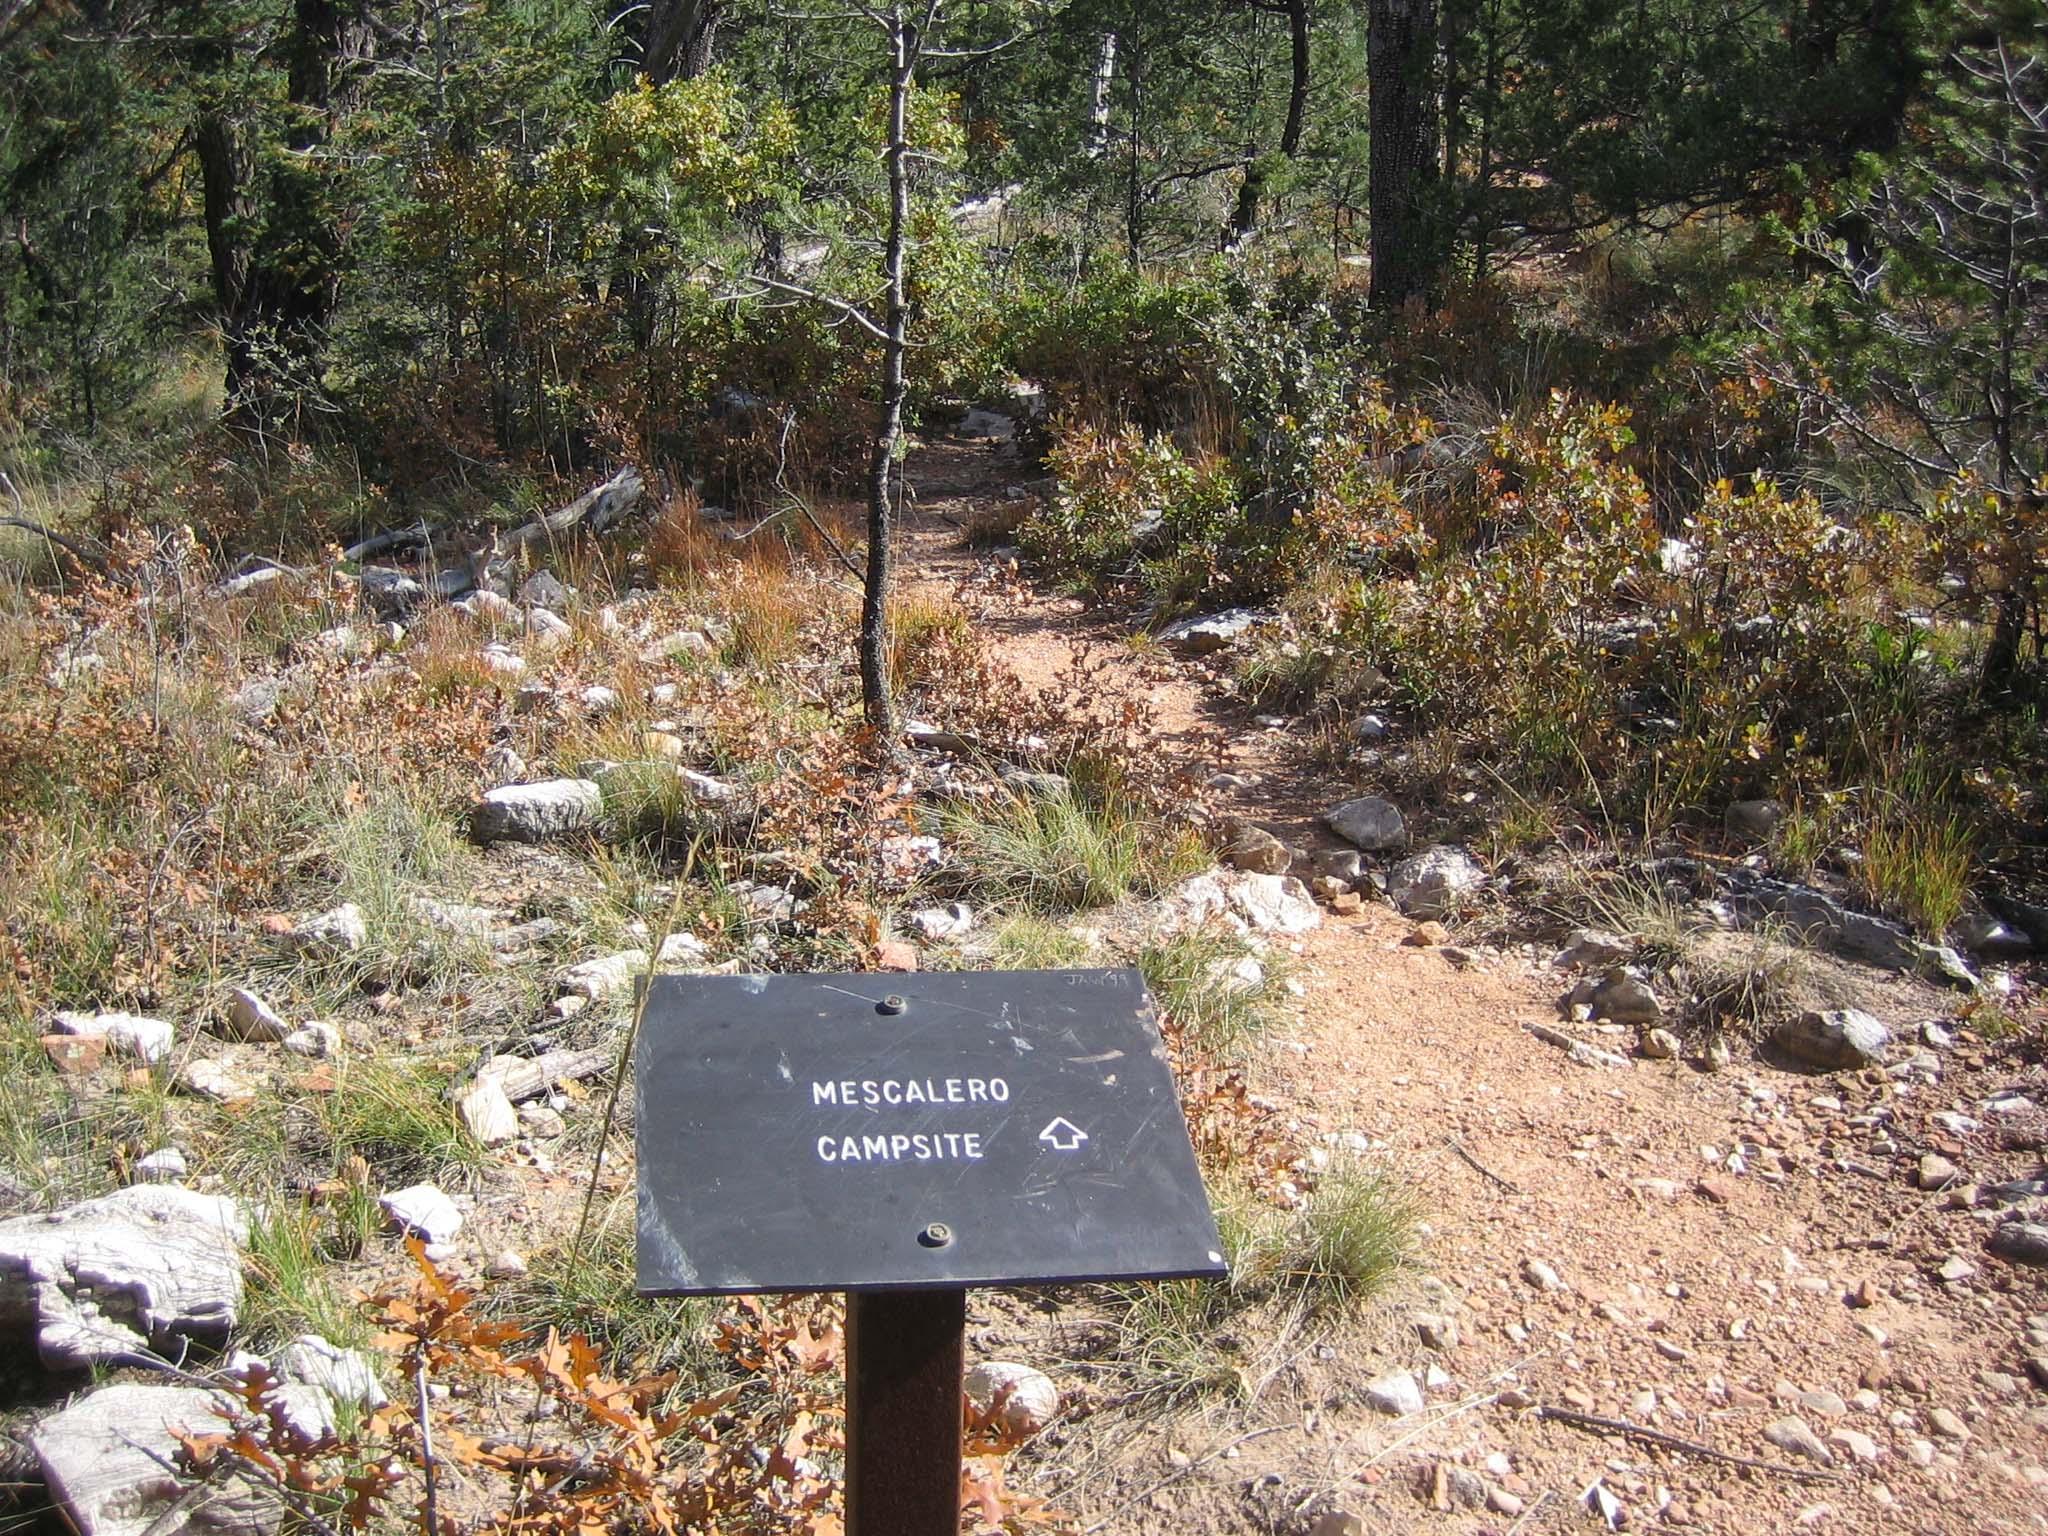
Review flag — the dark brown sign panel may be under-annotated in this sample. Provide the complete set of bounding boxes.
[635,968,1227,1295]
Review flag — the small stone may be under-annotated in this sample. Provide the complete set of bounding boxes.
[1918,1153,1959,1189]
[1434,1463,1486,1510]
[518,570,570,608]
[222,986,292,1042]
[1227,824,1292,875]
[1695,1175,1737,1205]
[458,1079,520,1146]
[1925,1407,1968,1441]
[1487,1486,1524,1518]
[1764,1417,1835,1466]
[963,1361,1059,1436]
[1403,921,1450,947]
[41,1034,107,1074]
[1556,929,1633,969]
[909,903,974,942]
[380,1183,462,1243]
[1329,891,1362,915]
[1388,845,1483,919]
[1309,1515,1365,1536]
[1848,1278,1881,1309]
[1590,969,1660,1024]
[1704,1035,1734,1071]
[1989,1221,2048,1265]
[48,1010,176,1064]
[1905,1440,1936,1467]
[1522,1257,1565,1292]
[1641,1027,1681,1060]
[178,1057,256,1103]
[280,1022,340,1059]
[485,1249,528,1279]
[516,1103,566,1139]
[1365,1370,1425,1416]
[1312,848,1363,882]
[877,939,918,972]
[287,903,367,958]
[1797,1390,1847,1417]
[558,949,649,1004]
[1323,795,1407,852]
[1414,1313,1460,1351]
[1774,1008,1890,1071]
[133,1148,188,1183]
[1937,1254,1975,1283]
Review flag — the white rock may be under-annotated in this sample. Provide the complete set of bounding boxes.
[1764,1417,1835,1466]
[963,1361,1059,1435]
[471,778,604,845]
[524,607,573,648]
[379,1184,463,1244]
[1157,608,1267,656]
[517,1103,566,1139]
[1365,1370,1426,1416]
[48,1010,174,1064]
[579,685,621,714]
[1590,969,1661,1024]
[519,571,570,608]
[910,903,975,942]
[286,903,367,958]
[460,590,517,624]
[279,1021,341,1059]
[486,1250,528,1279]
[177,1057,257,1102]
[656,931,709,967]
[558,949,649,1003]
[278,1334,388,1411]
[1641,1027,1681,1059]
[133,1148,188,1183]
[476,646,527,683]
[221,987,291,1042]
[1389,845,1484,919]
[677,767,737,802]
[640,629,713,663]
[458,1078,521,1146]
[0,1185,247,1369]
[1323,795,1407,852]
[33,1384,283,1536]
[1775,1008,1889,1070]
[1522,1257,1566,1292]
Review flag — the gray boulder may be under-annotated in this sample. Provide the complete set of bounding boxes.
[1589,969,1661,1024]
[1157,609,1267,656]
[1954,911,2032,959]
[1389,845,1484,919]
[1774,1008,1890,1071]
[0,1185,247,1370]
[1324,795,1407,852]
[471,778,604,845]
[1720,869,1978,988]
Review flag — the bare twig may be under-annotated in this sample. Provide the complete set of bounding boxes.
[1443,1134,1525,1194]
[415,1357,441,1536]
[0,470,107,569]
[1537,1404,1840,1483]
[1080,1424,1290,1534]
[772,408,864,580]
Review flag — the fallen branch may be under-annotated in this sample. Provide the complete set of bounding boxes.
[1536,1404,1840,1484]
[1524,1021,1630,1069]
[1443,1134,1525,1195]
[497,466,644,556]
[476,1046,614,1105]
[0,470,106,569]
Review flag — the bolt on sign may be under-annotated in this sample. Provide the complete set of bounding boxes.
[635,968,1227,1295]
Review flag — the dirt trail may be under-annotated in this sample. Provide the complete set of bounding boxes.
[904,432,2048,1536]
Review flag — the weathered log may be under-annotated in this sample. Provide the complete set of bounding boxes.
[474,1045,614,1105]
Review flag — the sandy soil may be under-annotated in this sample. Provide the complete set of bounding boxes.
[905,432,2048,1536]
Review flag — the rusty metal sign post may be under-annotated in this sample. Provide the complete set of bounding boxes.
[635,968,1226,1536]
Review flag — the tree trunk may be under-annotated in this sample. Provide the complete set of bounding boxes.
[1367,0,1443,307]
[1226,0,1310,246]
[642,0,725,83]
[1088,32,1118,156]
[861,6,914,741]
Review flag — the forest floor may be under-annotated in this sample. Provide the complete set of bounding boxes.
[896,432,2048,1536]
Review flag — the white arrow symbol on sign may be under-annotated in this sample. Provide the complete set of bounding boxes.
[1037,1117,1089,1152]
